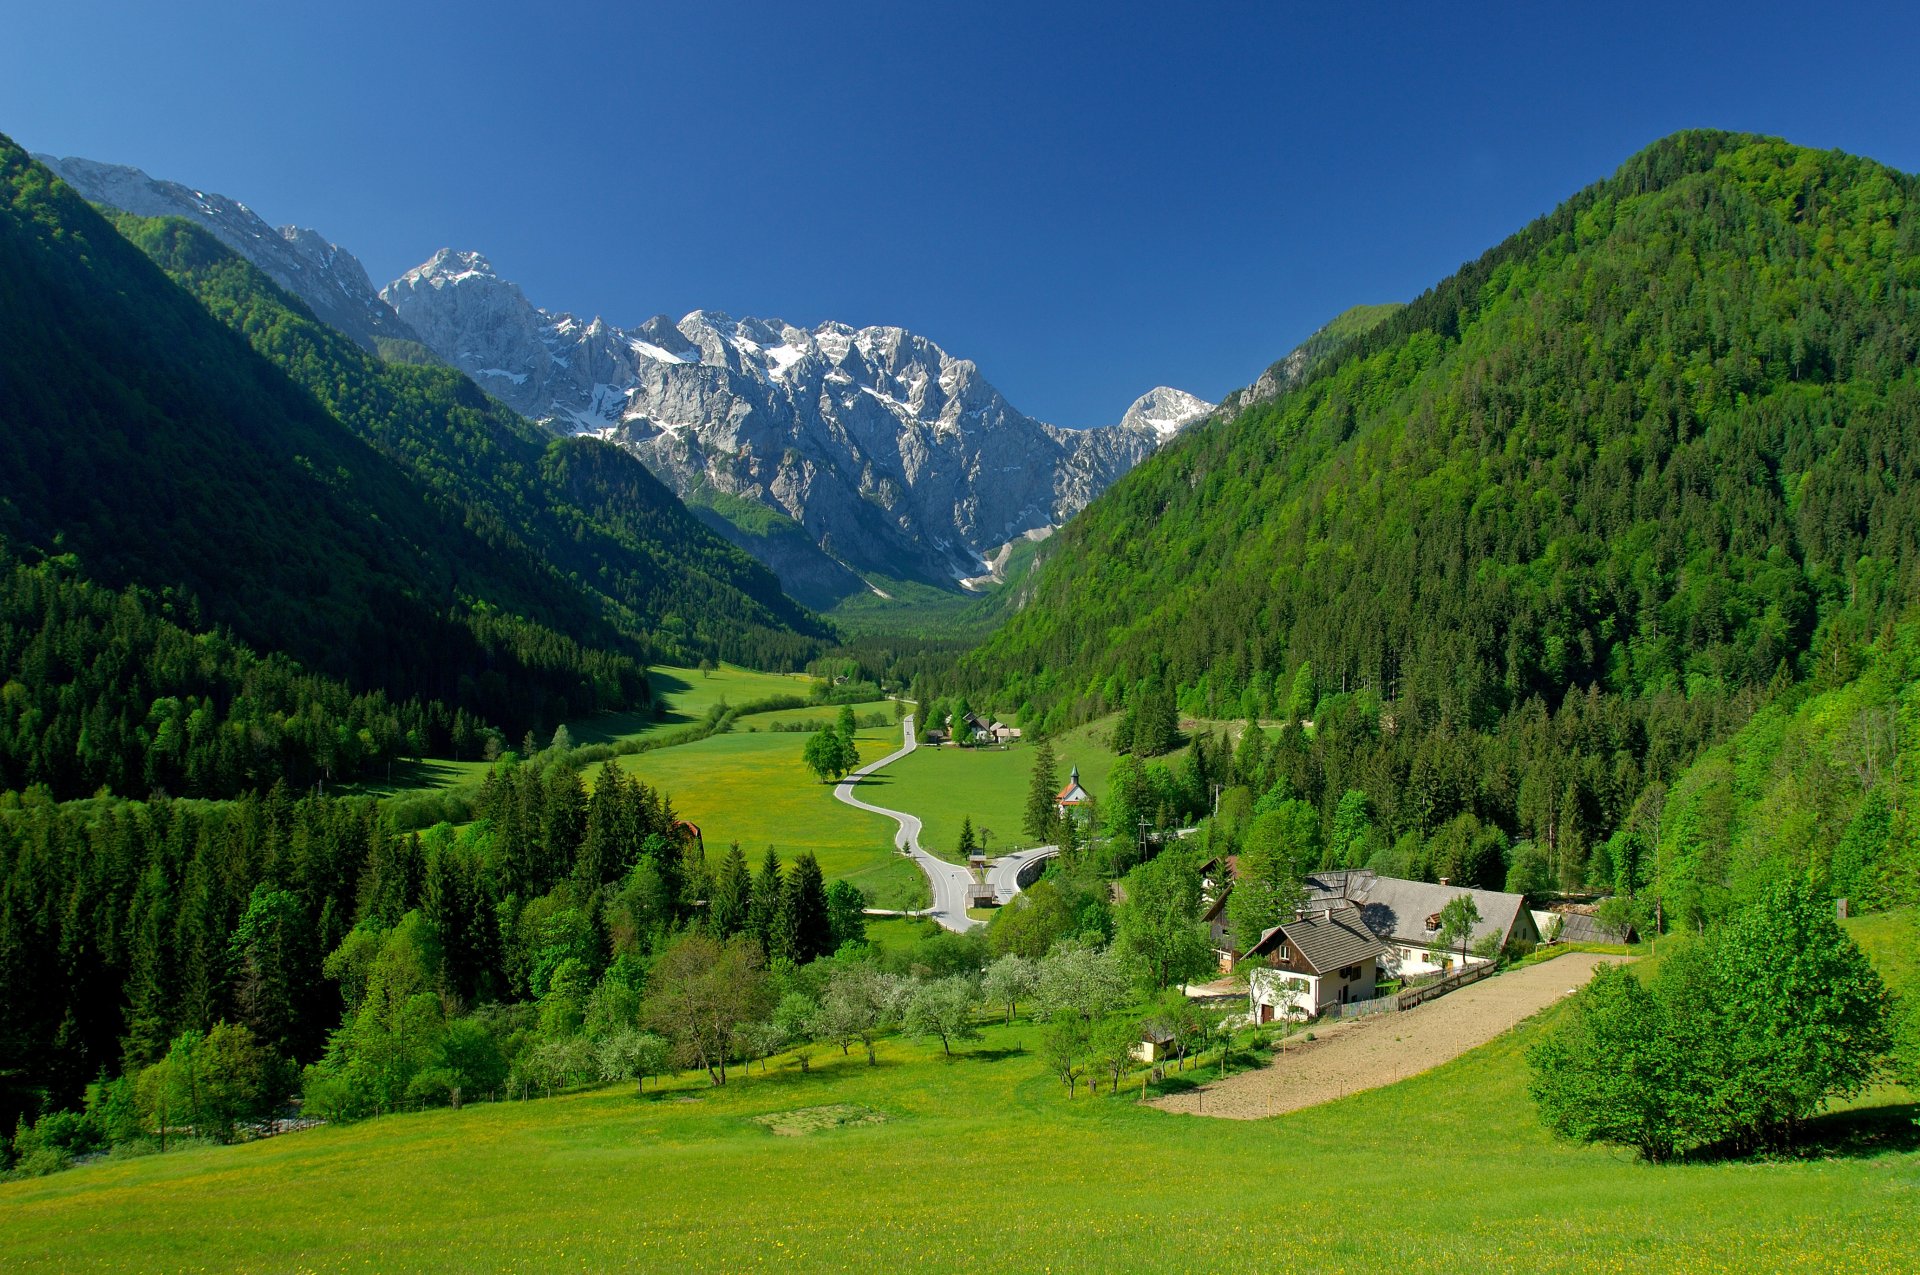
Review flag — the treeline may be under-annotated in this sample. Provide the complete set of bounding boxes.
[0,560,463,799]
[959,132,1920,923]
[0,747,882,1130]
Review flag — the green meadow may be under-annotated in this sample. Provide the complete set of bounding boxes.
[2,945,1912,1274]
[867,716,1138,860]
[608,716,927,910]
[568,663,821,747]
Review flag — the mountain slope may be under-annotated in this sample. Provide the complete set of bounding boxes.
[0,138,816,744]
[383,251,1212,606]
[35,154,422,356]
[1214,302,1403,418]
[109,210,826,668]
[966,131,1920,892]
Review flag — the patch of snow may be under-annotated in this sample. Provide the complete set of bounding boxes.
[765,343,805,378]
[473,367,529,385]
[629,339,690,365]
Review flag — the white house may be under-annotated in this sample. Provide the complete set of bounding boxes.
[1350,877,1539,978]
[1244,904,1386,1023]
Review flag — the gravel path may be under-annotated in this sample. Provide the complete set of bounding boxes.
[1152,952,1622,1120]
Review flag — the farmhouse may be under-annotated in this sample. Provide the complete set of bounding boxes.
[1055,766,1091,820]
[1243,903,1386,1023]
[1205,867,1539,978]
[1350,876,1539,977]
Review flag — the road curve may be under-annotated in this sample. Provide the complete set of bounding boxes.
[833,714,981,933]
[986,846,1059,899]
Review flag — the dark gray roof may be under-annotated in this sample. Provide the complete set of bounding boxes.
[1549,910,1635,945]
[1302,869,1375,901]
[1251,904,1386,973]
[1353,878,1530,951]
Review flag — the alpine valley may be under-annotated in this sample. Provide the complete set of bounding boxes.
[3,74,1919,1275]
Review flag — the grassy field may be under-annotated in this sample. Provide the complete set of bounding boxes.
[2,950,1913,1273]
[607,718,927,910]
[568,663,821,747]
[732,701,896,732]
[866,715,1140,860]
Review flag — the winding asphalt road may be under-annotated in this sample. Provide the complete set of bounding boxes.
[833,714,982,933]
[987,846,1059,897]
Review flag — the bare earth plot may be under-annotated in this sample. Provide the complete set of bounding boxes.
[1154,952,1623,1120]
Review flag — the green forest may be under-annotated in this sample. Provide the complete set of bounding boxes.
[962,132,1920,928]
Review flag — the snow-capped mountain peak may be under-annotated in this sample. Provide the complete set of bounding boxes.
[382,246,1213,605]
[1118,386,1214,439]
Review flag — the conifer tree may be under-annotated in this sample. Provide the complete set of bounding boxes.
[748,848,784,956]
[1025,739,1060,845]
[710,843,752,937]
[779,853,834,964]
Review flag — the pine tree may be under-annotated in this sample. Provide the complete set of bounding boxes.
[748,848,784,956]
[710,843,752,937]
[958,816,978,858]
[778,853,834,964]
[579,762,627,888]
[1025,738,1060,845]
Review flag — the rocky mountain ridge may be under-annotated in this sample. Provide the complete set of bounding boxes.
[384,249,1212,604]
[35,155,421,354]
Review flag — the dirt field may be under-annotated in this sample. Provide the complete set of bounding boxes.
[1153,952,1623,1120]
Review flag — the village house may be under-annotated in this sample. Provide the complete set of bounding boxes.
[1244,903,1386,1023]
[1348,875,1540,977]
[1205,866,1540,982]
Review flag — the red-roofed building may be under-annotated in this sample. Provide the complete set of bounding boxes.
[1055,766,1091,820]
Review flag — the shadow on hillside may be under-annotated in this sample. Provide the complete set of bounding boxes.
[1692,1101,1920,1163]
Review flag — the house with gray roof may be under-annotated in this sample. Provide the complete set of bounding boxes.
[1350,877,1538,977]
[1243,903,1387,1022]
[1208,865,1539,981]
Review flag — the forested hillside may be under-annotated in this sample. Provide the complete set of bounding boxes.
[966,132,1920,915]
[110,210,824,668]
[0,138,651,739]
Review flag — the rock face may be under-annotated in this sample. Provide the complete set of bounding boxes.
[385,250,1212,604]
[36,155,421,354]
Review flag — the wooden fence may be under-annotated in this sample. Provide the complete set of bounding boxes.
[1394,961,1494,1010]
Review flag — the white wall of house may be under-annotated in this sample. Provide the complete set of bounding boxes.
[1249,959,1379,1020]
[1381,942,1487,979]
[1249,969,1319,1023]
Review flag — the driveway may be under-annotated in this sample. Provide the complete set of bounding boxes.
[1152,952,1623,1119]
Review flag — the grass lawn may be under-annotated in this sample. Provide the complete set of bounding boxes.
[1845,907,1919,998]
[731,701,896,733]
[866,715,1143,861]
[566,663,821,747]
[4,972,1913,1272]
[606,719,928,910]
[861,916,940,958]
[342,756,495,799]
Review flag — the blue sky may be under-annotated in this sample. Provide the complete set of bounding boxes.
[9,1,1920,425]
